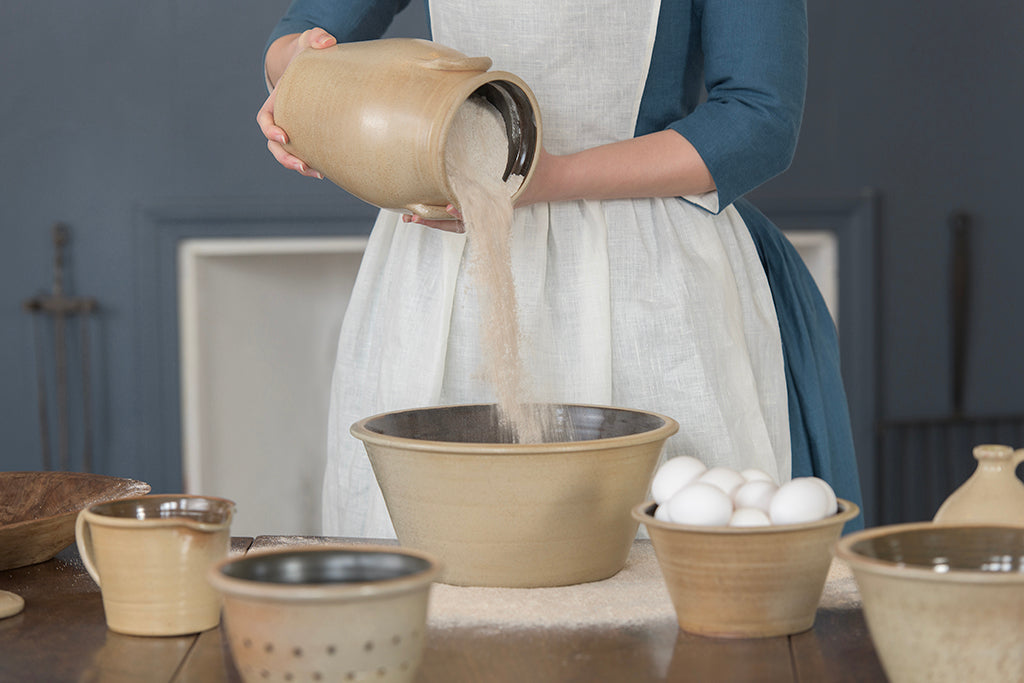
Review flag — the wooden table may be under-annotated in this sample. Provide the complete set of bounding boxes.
[0,537,887,682]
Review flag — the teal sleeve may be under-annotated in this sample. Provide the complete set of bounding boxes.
[264,0,414,60]
[669,0,807,211]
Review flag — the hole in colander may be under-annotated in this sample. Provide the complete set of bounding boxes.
[327,645,337,656]
[377,667,387,678]
[391,634,401,646]
[292,646,303,658]
[364,640,374,652]
[264,643,274,654]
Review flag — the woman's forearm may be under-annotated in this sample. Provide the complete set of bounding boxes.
[518,130,715,207]
[265,34,300,88]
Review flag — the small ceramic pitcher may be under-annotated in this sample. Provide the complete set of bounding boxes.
[75,494,235,636]
[273,38,542,219]
[933,444,1024,525]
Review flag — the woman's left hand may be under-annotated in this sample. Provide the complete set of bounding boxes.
[401,205,464,233]
[398,147,557,231]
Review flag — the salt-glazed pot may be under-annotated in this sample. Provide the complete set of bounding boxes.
[208,545,441,683]
[75,494,234,636]
[837,523,1024,683]
[933,444,1024,524]
[351,403,678,588]
[274,38,542,219]
[634,499,860,638]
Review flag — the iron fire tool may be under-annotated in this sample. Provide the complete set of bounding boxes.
[23,223,98,472]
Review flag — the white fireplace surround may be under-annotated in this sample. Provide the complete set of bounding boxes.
[178,237,367,536]
[178,231,839,537]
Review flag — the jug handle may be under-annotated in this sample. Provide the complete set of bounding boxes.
[75,510,102,587]
[420,55,492,72]
[1014,449,1024,467]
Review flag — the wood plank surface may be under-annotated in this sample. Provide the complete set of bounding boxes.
[791,607,887,682]
[0,545,191,683]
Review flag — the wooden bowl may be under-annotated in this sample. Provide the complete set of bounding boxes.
[351,404,678,587]
[634,498,860,638]
[0,472,150,571]
[836,523,1024,683]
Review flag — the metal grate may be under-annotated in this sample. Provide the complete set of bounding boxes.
[874,211,1024,524]
[875,416,1024,524]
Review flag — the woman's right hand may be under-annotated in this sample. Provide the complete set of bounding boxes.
[257,28,337,179]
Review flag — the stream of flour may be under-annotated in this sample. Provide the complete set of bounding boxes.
[444,95,563,444]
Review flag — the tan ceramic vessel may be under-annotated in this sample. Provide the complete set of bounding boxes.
[932,444,1024,524]
[351,404,678,587]
[836,523,1024,683]
[274,38,542,219]
[0,471,150,571]
[75,494,234,636]
[208,545,440,683]
[634,499,860,638]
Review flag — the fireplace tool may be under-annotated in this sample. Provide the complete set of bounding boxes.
[22,223,98,472]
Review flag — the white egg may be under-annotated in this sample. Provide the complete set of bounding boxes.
[808,477,839,515]
[769,478,830,525]
[654,502,673,522]
[732,479,778,513]
[666,482,734,526]
[740,468,776,484]
[651,456,707,504]
[697,466,746,497]
[729,507,772,527]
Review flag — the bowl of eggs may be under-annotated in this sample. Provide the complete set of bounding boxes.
[835,523,1024,683]
[632,456,859,638]
[351,403,678,587]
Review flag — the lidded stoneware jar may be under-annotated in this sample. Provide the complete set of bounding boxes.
[933,444,1024,524]
[274,38,542,219]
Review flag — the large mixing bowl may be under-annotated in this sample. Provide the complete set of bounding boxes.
[836,523,1024,683]
[351,403,678,587]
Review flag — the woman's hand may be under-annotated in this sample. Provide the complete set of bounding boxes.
[256,28,337,179]
[397,148,556,232]
[401,205,465,233]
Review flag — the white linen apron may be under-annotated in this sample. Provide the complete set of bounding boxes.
[323,0,791,537]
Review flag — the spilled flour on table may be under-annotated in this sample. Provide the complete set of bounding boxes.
[246,537,862,631]
[444,95,568,444]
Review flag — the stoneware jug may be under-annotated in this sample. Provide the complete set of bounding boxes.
[933,444,1024,524]
[75,494,235,636]
[273,38,542,219]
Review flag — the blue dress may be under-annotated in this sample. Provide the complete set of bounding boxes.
[268,0,865,532]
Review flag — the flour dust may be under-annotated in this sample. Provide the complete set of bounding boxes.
[444,95,566,444]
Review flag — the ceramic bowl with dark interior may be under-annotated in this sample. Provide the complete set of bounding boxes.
[351,403,678,587]
[209,545,441,683]
[836,523,1024,683]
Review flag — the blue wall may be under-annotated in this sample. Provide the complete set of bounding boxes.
[2,2,1021,524]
